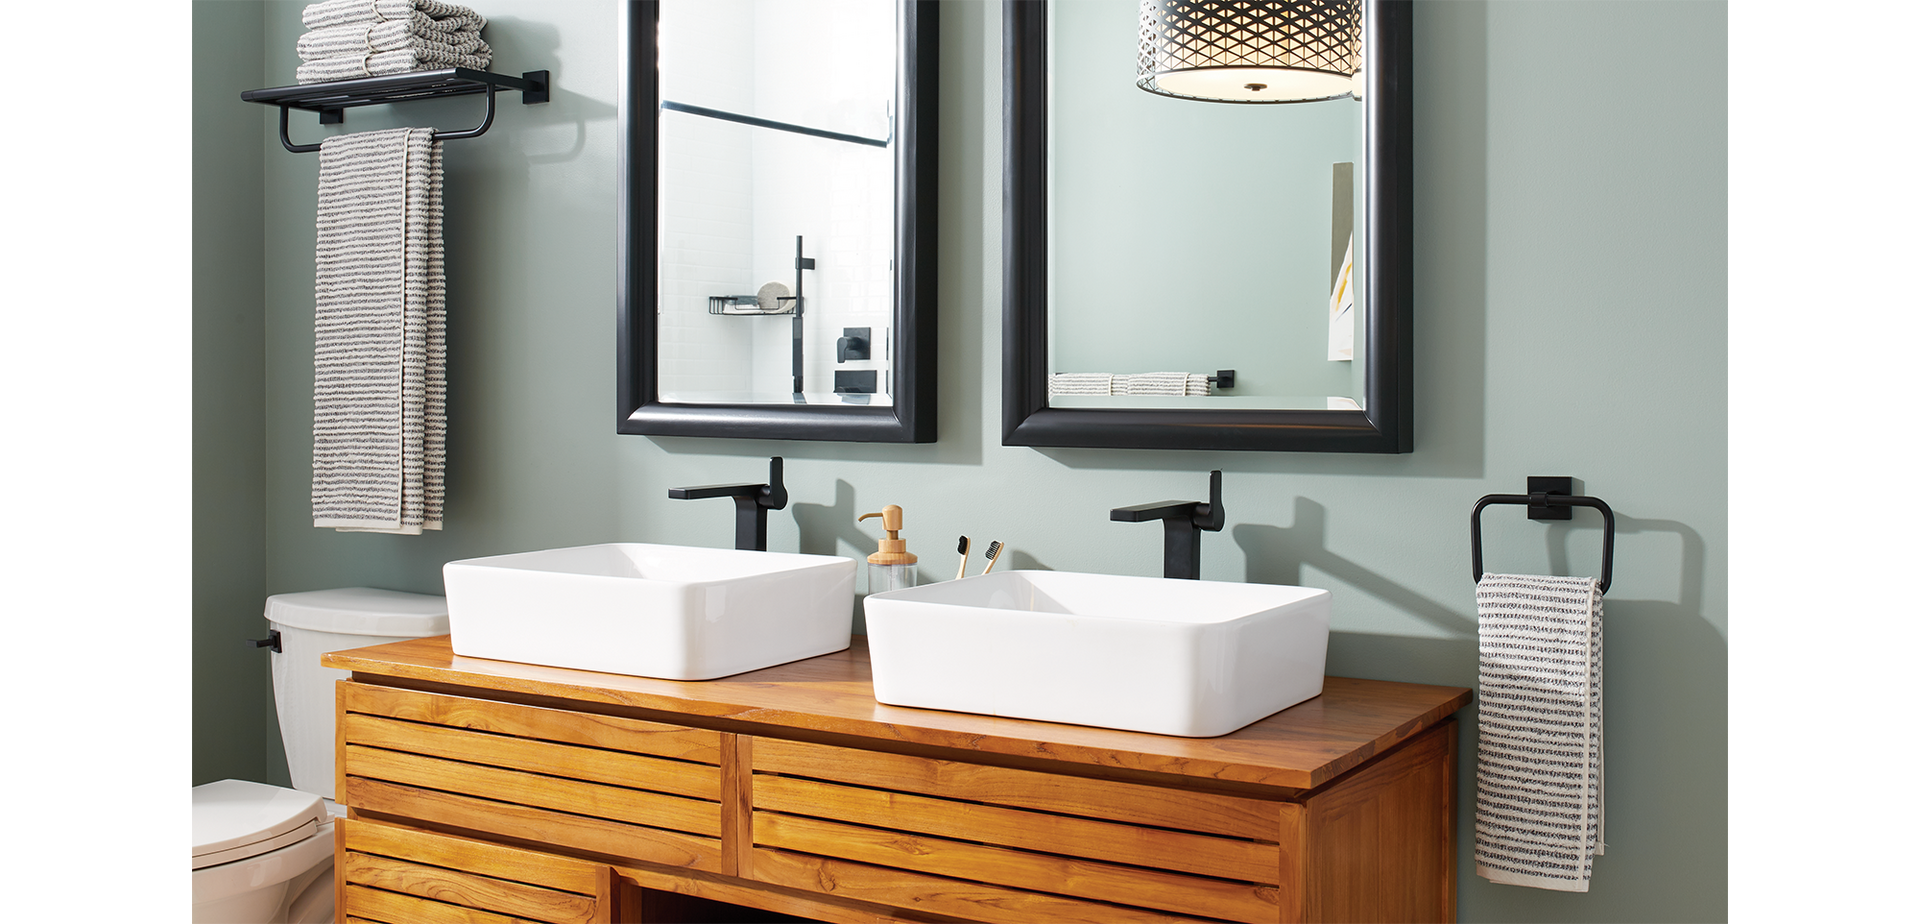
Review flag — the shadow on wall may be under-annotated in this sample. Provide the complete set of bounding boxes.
[1233,496,1479,638]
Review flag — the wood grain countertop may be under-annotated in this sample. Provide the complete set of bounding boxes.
[326,635,1469,792]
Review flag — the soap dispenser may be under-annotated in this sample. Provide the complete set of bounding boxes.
[858,504,918,594]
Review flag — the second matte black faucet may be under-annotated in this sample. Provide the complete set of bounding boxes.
[1110,470,1224,580]
[668,456,789,551]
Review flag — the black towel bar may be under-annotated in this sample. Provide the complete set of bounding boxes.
[1470,477,1615,594]
[243,68,550,154]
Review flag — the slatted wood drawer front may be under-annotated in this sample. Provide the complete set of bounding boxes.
[339,817,612,924]
[749,738,1295,924]
[339,682,726,872]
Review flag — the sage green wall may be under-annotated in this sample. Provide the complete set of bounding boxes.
[193,0,279,788]
[203,1,1727,919]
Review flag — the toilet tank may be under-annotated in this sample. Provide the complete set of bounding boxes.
[265,588,450,799]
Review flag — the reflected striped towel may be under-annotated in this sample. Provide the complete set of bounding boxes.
[313,128,446,535]
[1474,573,1603,891]
[1049,372,1214,397]
[1048,373,1113,396]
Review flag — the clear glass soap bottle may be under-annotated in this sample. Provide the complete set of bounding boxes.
[858,504,918,594]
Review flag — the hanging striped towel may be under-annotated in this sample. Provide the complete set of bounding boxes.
[313,127,446,535]
[1474,572,1603,891]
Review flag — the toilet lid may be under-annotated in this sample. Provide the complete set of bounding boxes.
[192,780,326,870]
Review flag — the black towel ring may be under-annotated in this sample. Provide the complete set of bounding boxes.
[1470,477,1615,594]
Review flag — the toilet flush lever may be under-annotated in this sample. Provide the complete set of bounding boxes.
[668,456,790,552]
[247,629,282,653]
[1110,470,1225,580]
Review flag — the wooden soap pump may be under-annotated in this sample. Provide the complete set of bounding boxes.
[858,504,918,594]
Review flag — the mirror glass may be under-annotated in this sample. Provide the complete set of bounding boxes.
[1049,0,1365,412]
[1003,0,1411,452]
[619,0,937,443]
[658,0,896,406]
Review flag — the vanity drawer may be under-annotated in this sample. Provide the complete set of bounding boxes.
[338,681,726,872]
[337,816,613,924]
[746,738,1292,923]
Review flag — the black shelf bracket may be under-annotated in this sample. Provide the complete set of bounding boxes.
[243,68,550,154]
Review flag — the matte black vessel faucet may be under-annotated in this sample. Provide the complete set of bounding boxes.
[1110,470,1224,580]
[667,456,789,551]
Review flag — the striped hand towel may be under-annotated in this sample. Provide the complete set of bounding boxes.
[303,0,486,32]
[1117,372,1190,396]
[313,128,446,535]
[296,0,490,83]
[297,20,488,61]
[1474,572,1603,891]
[1048,373,1114,396]
[297,45,494,83]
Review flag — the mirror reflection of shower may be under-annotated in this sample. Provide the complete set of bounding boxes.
[656,0,897,407]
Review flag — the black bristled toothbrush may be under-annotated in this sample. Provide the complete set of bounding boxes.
[981,541,1004,574]
[955,535,972,580]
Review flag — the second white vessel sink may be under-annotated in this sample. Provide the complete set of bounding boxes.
[443,543,855,680]
[864,570,1330,737]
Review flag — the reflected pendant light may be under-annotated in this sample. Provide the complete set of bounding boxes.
[1137,0,1362,104]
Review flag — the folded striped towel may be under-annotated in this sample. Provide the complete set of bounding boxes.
[298,20,488,61]
[1050,372,1214,397]
[1117,371,1190,396]
[297,45,493,83]
[303,0,486,32]
[1048,373,1113,396]
[1474,572,1603,891]
[296,0,490,83]
[313,128,446,535]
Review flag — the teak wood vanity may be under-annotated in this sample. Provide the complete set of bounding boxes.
[323,636,1470,924]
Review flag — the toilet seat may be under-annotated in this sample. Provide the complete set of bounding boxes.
[193,779,326,870]
[194,781,337,923]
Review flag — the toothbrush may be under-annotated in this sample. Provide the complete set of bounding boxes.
[955,535,972,580]
[980,541,1004,574]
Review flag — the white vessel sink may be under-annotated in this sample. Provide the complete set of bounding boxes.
[443,543,855,680]
[864,570,1330,737]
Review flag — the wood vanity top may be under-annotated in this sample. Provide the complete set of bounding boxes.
[325,635,1469,791]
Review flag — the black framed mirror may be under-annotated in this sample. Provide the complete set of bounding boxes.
[1002,0,1412,452]
[618,0,937,442]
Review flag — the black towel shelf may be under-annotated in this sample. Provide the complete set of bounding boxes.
[1470,476,1615,594]
[242,68,550,153]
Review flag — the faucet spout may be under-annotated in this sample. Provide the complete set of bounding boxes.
[668,457,789,551]
[1110,470,1223,579]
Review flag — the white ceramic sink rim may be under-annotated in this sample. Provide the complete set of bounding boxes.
[863,570,1331,737]
[443,542,855,681]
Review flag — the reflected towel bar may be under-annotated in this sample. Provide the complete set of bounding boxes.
[1471,476,1615,594]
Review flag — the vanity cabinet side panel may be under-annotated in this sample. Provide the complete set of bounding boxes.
[1300,719,1458,924]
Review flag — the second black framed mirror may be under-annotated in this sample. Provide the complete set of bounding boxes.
[619,0,938,442]
[1003,0,1412,452]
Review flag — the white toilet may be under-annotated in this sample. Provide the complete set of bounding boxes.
[192,587,450,924]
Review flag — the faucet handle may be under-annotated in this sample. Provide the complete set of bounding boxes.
[761,456,788,510]
[1194,469,1224,531]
